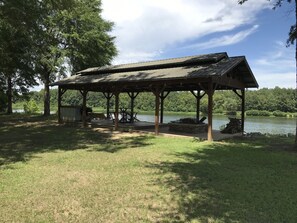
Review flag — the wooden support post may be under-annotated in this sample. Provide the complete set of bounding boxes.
[58,86,62,124]
[128,92,139,123]
[190,90,206,121]
[81,90,88,127]
[130,92,135,122]
[233,89,245,134]
[160,92,164,124]
[103,92,113,119]
[196,90,200,121]
[207,82,214,141]
[107,95,111,119]
[155,92,160,135]
[153,88,160,135]
[241,89,245,133]
[159,91,170,124]
[58,87,67,124]
[114,92,120,130]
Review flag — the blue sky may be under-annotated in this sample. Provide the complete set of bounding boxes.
[101,0,295,88]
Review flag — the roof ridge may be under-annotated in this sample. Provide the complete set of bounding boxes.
[111,52,228,67]
[78,52,228,75]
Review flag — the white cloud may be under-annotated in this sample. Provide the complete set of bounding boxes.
[255,41,295,69]
[251,41,295,88]
[102,0,270,63]
[254,71,295,88]
[185,25,259,50]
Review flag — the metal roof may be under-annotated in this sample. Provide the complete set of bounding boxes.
[52,52,258,92]
[78,52,228,75]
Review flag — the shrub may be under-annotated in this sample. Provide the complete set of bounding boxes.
[246,110,271,116]
[287,113,297,118]
[23,100,39,114]
[272,110,287,117]
[213,108,224,114]
[225,111,237,116]
[246,110,258,116]
[258,111,272,116]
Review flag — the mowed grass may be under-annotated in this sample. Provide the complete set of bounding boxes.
[0,114,297,222]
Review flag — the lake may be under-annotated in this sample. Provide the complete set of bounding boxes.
[12,109,296,134]
[137,113,296,135]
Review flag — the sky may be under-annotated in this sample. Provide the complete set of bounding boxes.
[100,0,296,89]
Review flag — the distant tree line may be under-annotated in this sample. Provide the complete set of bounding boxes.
[15,87,297,116]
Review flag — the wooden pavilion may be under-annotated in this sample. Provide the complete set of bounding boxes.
[52,52,258,141]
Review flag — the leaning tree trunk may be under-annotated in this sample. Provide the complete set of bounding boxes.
[6,76,13,114]
[43,72,51,116]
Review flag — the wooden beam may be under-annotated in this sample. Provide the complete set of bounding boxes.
[58,87,62,124]
[107,94,111,119]
[232,89,245,134]
[215,75,245,89]
[80,90,88,127]
[127,92,139,123]
[155,92,160,135]
[207,82,214,141]
[232,89,243,99]
[58,87,67,124]
[196,91,201,121]
[114,92,120,130]
[103,92,113,119]
[241,89,245,133]
[160,91,170,123]
[152,88,161,135]
[190,90,206,121]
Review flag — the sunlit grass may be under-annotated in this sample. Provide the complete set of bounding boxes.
[0,114,296,222]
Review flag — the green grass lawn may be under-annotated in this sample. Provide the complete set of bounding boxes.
[0,114,297,222]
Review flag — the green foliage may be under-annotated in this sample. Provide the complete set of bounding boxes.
[0,0,117,115]
[0,0,38,113]
[246,87,296,112]
[246,110,271,116]
[15,87,296,116]
[59,0,117,72]
[226,111,237,116]
[23,100,39,114]
[272,110,287,117]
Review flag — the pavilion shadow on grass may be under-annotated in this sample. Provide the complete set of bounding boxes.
[51,52,258,141]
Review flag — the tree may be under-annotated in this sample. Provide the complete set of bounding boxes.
[0,0,116,116]
[59,0,117,73]
[0,0,38,114]
[239,0,297,144]
[32,0,74,116]
[34,0,117,116]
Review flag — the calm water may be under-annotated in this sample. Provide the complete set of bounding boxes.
[137,114,296,134]
[12,109,296,134]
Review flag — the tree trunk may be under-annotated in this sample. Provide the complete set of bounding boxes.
[6,76,12,114]
[43,72,51,116]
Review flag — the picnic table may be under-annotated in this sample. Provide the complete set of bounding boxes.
[119,108,138,123]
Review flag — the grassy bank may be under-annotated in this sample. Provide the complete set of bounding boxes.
[0,114,297,222]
